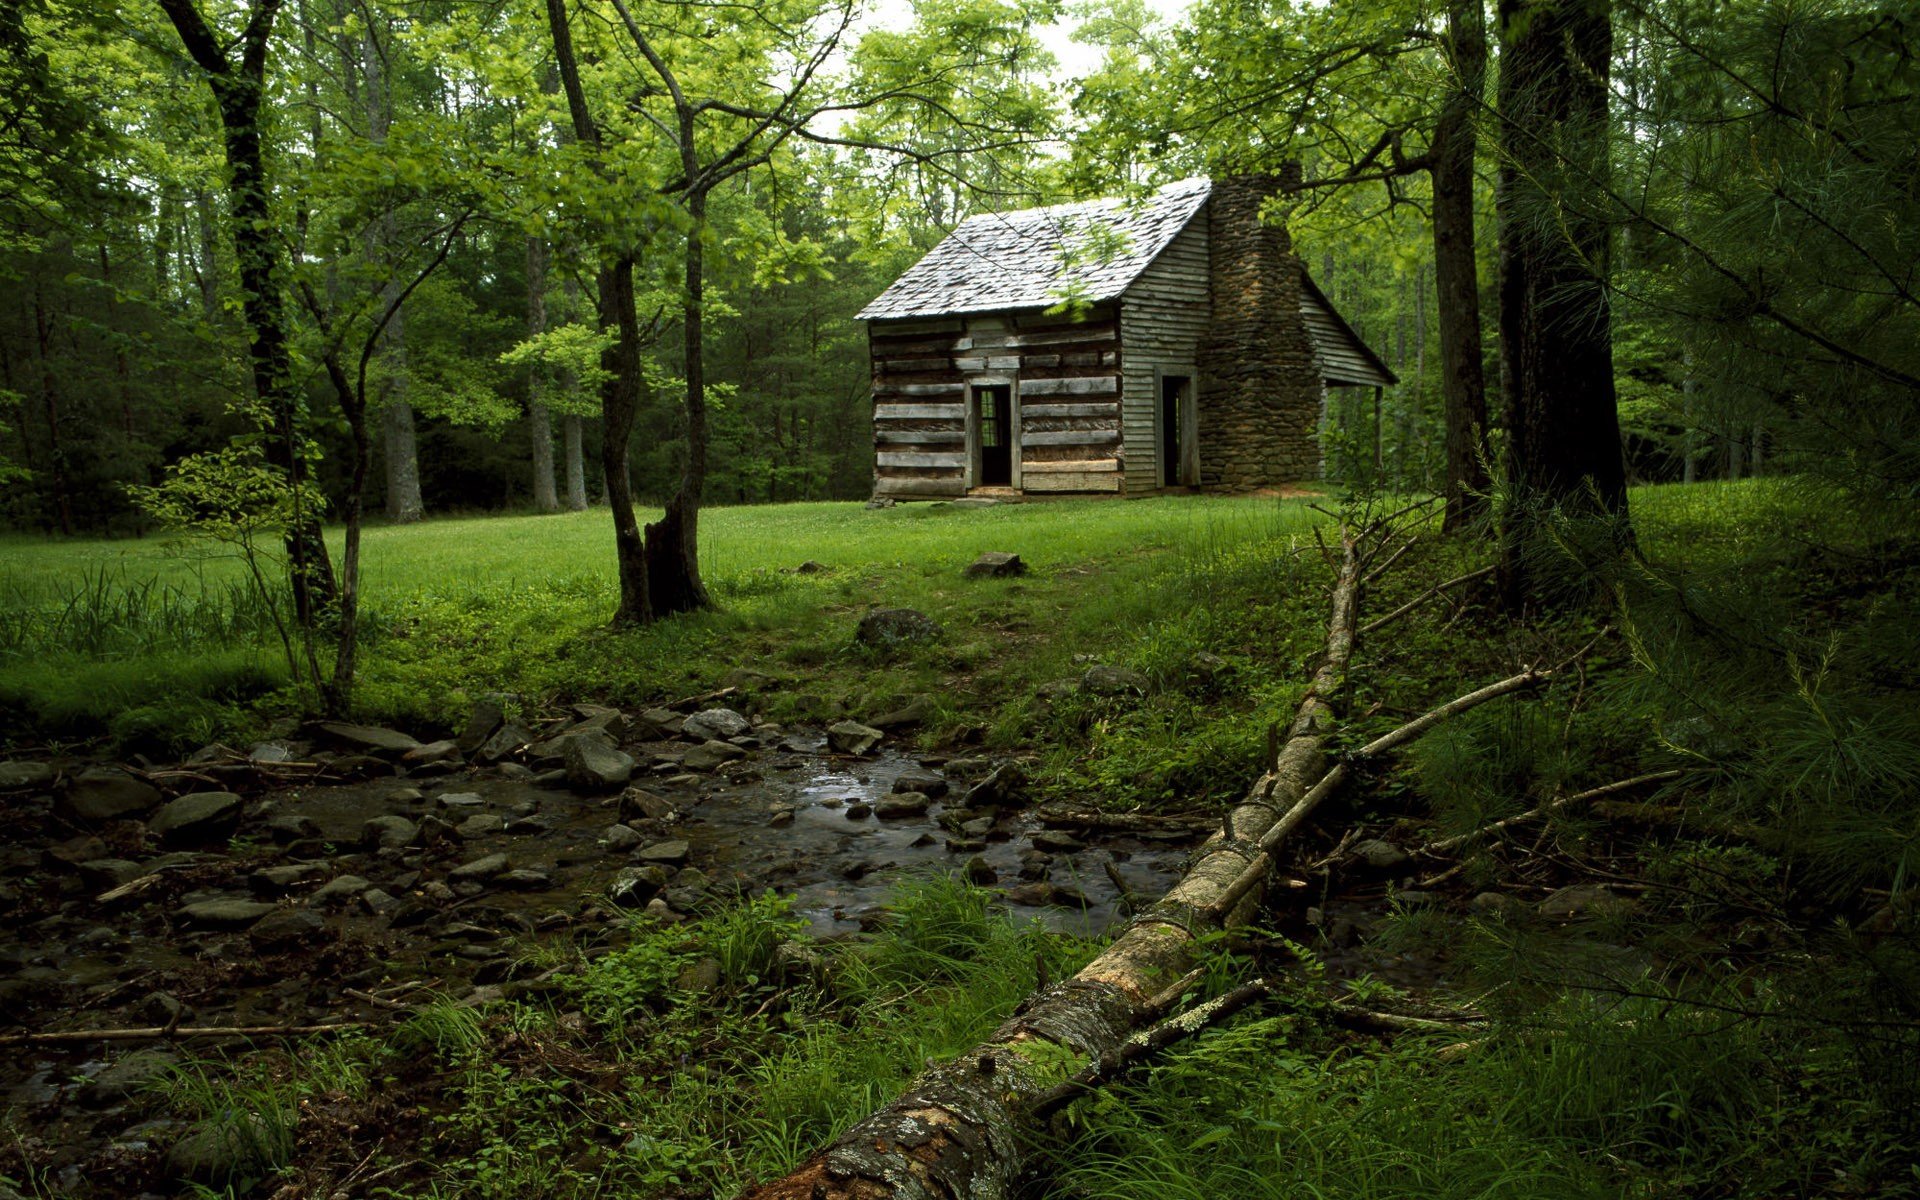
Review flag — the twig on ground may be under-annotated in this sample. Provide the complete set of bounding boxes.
[1358,565,1496,636]
[1415,770,1687,858]
[0,1022,366,1046]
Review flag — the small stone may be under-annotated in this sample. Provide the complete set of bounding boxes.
[177,900,277,929]
[385,786,426,805]
[963,762,1026,808]
[495,869,552,890]
[0,761,56,790]
[682,708,751,741]
[1031,830,1084,853]
[402,739,461,766]
[1393,890,1439,909]
[315,721,421,755]
[964,551,1027,578]
[845,802,872,820]
[438,792,485,809]
[609,865,672,905]
[312,875,371,905]
[962,856,997,885]
[682,740,748,771]
[81,1049,179,1107]
[1350,839,1412,872]
[854,607,943,649]
[265,814,322,843]
[150,791,244,846]
[360,815,418,850]
[249,864,323,895]
[456,698,506,754]
[45,834,107,867]
[602,824,645,851]
[79,858,147,889]
[945,837,987,853]
[874,792,930,818]
[768,806,796,828]
[563,734,635,791]
[475,721,535,764]
[249,742,294,763]
[456,813,505,839]
[1470,891,1525,917]
[1538,883,1635,921]
[893,772,949,798]
[1004,882,1056,906]
[634,840,690,866]
[633,708,684,738]
[677,957,723,993]
[360,888,401,915]
[793,560,829,574]
[827,721,885,756]
[1081,665,1150,696]
[248,907,326,951]
[449,853,509,883]
[620,788,676,821]
[58,768,161,822]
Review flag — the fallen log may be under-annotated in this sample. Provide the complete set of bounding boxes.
[742,526,1372,1200]
[0,1022,365,1046]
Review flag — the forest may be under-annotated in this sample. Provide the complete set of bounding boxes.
[2,0,1919,1197]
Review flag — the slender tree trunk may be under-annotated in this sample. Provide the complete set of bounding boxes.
[1496,0,1626,605]
[362,24,424,525]
[545,0,650,622]
[1436,0,1491,531]
[194,189,220,320]
[641,183,713,616]
[32,279,73,536]
[527,237,560,512]
[561,273,590,511]
[159,0,337,625]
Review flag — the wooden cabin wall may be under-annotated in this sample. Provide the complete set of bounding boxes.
[1118,213,1210,494]
[869,306,1121,498]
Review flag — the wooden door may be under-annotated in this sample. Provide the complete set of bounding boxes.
[1161,374,1194,487]
[975,384,1012,486]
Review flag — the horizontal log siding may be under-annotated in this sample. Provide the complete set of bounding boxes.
[1118,210,1211,494]
[1301,288,1394,387]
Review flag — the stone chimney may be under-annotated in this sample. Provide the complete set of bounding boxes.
[1196,167,1323,491]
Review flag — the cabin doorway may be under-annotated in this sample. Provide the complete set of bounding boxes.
[974,384,1013,486]
[1161,373,1193,487]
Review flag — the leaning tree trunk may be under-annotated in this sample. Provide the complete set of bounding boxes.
[641,184,713,617]
[1495,0,1626,603]
[527,237,560,513]
[1435,0,1491,533]
[743,536,1366,1200]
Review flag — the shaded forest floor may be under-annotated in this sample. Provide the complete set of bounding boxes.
[3,481,1919,1198]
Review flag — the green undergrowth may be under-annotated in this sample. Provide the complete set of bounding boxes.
[113,879,1099,1199]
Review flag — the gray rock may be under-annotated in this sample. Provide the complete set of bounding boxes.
[248,742,294,764]
[792,559,830,573]
[312,875,371,905]
[165,1112,288,1186]
[438,792,485,809]
[845,802,872,819]
[81,1049,179,1107]
[963,761,1026,808]
[893,771,948,798]
[602,824,645,851]
[827,721,885,756]
[677,957,723,993]
[79,858,147,889]
[682,740,748,772]
[1470,891,1525,917]
[58,768,161,822]
[1350,839,1412,872]
[455,813,505,839]
[865,496,896,509]
[682,707,751,741]
[609,865,672,905]
[1081,664,1150,696]
[177,900,277,929]
[494,869,552,890]
[619,788,676,822]
[45,833,106,866]
[402,739,461,766]
[1538,883,1636,921]
[563,734,635,791]
[1005,881,1057,906]
[360,815,418,850]
[448,853,509,883]
[475,720,535,763]
[250,864,323,895]
[0,761,56,790]
[1181,651,1230,687]
[456,698,506,754]
[874,792,930,818]
[149,792,243,846]
[264,814,321,843]
[854,607,943,649]
[1032,830,1084,853]
[315,721,420,754]
[964,551,1027,578]
[870,695,935,730]
[635,840,690,866]
[632,707,684,738]
[768,805,796,828]
[962,856,997,885]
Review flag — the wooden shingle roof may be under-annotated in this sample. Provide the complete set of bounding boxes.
[856,178,1212,321]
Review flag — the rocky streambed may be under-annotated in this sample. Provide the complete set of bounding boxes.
[0,695,1205,1192]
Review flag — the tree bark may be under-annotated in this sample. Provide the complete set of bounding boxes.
[527,237,560,512]
[743,534,1367,1200]
[361,21,423,525]
[563,412,589,509]
[1495,0,1626,604]
[545,0,650,622]
[158,0,336,624]
[1435,0,1491,531]
[641,183,713,617]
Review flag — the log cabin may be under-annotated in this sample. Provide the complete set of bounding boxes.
[857,171,1397,500]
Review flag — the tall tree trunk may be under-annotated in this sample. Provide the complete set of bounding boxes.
[1495,0,1626,604]
[159,0,336,625]
[193,189,220,320]
[641,183,713,617]
[527,237,560,512]
[1435,0,1491,531]
[563,413,589,509]
[545,0,650,622]
[362,23,424,525]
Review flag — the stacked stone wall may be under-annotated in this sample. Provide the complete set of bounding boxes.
[1196,170,1324,491]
